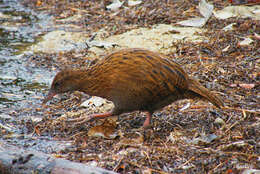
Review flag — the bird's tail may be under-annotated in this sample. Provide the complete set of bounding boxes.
[185,78,224,108]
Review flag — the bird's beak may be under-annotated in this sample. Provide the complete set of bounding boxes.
[42,90,56,104]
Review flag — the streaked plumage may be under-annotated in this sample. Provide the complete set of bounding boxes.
[43,48,224,128]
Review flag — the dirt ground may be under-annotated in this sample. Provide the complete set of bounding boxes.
[20,0,259,173]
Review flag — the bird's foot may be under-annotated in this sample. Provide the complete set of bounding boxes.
[66,112,114,125]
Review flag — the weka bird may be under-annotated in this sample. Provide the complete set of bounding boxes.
[43,48,224,128]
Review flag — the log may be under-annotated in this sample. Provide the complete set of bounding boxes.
[0,141,117,174]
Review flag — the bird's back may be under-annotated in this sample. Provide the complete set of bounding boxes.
[90,48,191,114]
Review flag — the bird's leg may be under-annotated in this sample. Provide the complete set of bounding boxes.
[141,112,154,142]
[90,112,114,119]
[67,111,114,125]
[143,111,152,129]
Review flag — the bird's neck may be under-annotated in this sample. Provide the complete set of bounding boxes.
[70,67,109,98]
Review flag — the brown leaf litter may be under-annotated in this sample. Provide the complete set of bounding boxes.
[17,0,260,173]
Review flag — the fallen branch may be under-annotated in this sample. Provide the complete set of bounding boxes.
[0,141,117,174]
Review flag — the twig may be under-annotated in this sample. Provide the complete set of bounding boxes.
[223,106,260,114]
[225,120,240,133]
[0,122,14,132]
[202,147,259,158]
[176,156,195,169]
[113,156,124,171]
[225,109,248,133]
[147,168,169,174]
[190,105,209,109]
[142,150,152,167]
[209,160,226,174]
[69,131,86,139]
[223,152,259,158]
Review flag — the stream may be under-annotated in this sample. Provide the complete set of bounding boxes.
[0,0,69,153]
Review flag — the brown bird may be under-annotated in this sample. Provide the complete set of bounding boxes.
[43,48,224,128]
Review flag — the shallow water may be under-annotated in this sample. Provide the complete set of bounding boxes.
[0,0,68,152]
[0,0,50,111]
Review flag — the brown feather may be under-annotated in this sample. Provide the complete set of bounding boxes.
[43,48,224,127]
[185,78,224,108]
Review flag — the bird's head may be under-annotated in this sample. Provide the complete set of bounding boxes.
[43,70,80,104]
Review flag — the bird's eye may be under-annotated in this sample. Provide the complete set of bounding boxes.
[54,82,60,89]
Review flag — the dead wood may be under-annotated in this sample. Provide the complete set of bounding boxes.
[0,141,117,174]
